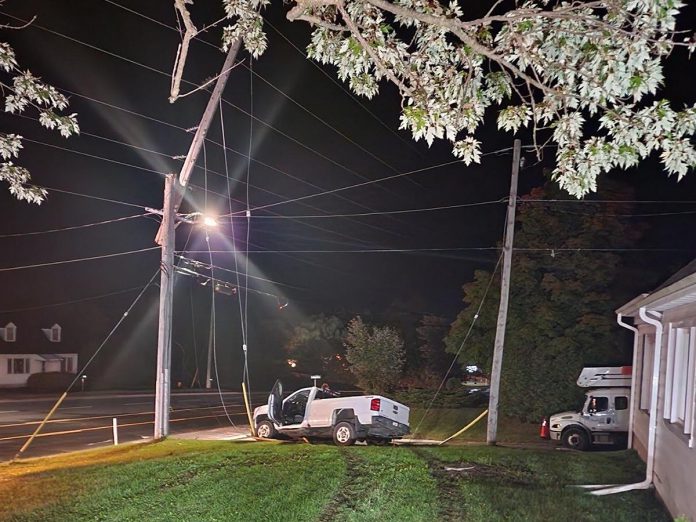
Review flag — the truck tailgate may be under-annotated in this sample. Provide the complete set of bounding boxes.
[372,396,409,426]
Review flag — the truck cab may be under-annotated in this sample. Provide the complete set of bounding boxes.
[545,367,631,450]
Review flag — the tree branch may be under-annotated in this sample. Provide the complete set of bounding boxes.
[170,0,199,103]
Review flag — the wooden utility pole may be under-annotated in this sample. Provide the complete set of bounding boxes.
[153,40,242,439]
[154,174,176,439]
[486,138,521,445]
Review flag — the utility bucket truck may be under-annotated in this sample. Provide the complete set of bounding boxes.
[542,366,632,451]
[253,380,410,446]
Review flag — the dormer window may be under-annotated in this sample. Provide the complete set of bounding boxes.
[42,324,62,343]
[51,324,61,343]
[1,322,16,342]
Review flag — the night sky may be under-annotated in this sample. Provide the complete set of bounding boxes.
[1,0,695,389]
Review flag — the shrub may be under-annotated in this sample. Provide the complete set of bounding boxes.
[26,372,75,392]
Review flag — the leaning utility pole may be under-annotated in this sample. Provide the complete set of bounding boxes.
[486,138,521,445]
[153,39,242,439]
[154,174,176,439]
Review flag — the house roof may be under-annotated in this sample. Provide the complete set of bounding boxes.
[0,322,66,355]
[617,257,696,316]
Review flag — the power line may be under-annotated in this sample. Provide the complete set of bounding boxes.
[176,255,301,289]
[0,285,147,314]
[523,199,696,204]
[228,199,507,219]
[0,247,159,273]
[102,0,423,186]
[180,246,696,254]
[224,159,463,215]
[263,17,425,163]
[0,213,149,238]
[37,186,149,210]
[1,12,417,201]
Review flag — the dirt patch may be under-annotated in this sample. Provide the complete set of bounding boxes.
[437,460,534,485]
[318,450,371,521]
[411,448,536,521]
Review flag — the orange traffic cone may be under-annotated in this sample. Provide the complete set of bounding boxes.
[540,417,550,439]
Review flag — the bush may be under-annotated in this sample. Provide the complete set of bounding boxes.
[395,387,489,409]
[26,372,75,392]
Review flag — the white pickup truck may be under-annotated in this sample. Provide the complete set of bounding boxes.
[543,366,632,451]
[253,380,410,446]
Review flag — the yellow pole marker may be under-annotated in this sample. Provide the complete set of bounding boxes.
[241,381,255,437]
[13,391,69,461]
[438,409,489,445]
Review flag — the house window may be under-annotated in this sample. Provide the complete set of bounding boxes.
[7,358,31,374]
[50,324,61,343]
[639,334,654,411]
[61,357,75,373]
[667,327,696,434]
[2,323,16,342]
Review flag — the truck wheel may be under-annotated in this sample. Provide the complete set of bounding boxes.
[256,420,277,439]
[562,427,589,451]
[333,421,356,446]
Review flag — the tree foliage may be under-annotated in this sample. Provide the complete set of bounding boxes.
[219,0,695,197]
[344,315,405,393]
[415,314,452,386]
[445,180,642,421]
[0,16,79,203]
[284,314,350,382]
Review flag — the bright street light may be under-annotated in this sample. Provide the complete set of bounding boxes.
[202,215,218,227]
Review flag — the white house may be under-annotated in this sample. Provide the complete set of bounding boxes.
[0,322,78,388]
[613,258,696,519]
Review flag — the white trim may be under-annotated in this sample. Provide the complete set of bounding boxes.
[685,328,696,435]
[664,324,675,419]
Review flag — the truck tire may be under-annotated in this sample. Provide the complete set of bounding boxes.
[256,420,277,439]
[333,421,356,446]
[562,427,590,451]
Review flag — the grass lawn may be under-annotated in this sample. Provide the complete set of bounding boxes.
[0,439,670,522]
[410,407,539,443]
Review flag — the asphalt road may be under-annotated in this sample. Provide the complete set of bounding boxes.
[0,390,264,461]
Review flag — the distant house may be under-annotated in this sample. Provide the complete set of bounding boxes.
[616,258,696,519]
[0,322,78,388]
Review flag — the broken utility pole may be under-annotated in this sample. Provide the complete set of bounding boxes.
[486,138,521,445]
[153,39,242,440]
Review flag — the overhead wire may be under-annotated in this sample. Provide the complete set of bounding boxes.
[0,285,148,314]
[0,11,415,206]
[37,185,149,209]
[101,0,424,188]
[262,17,425,163]
[243,62,254,390]
[25,89,414,243]
[218,99,249,383]
[0,247,159,272]
[0,213,149,238]
[226,199,507,219]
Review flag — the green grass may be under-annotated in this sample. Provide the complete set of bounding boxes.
[410,407,539,442]
[0,440,670,522]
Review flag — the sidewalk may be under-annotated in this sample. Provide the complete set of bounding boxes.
[170,425,256,442]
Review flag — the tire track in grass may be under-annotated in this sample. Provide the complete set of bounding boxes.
[410,447,467,521]
[318,448,371,521]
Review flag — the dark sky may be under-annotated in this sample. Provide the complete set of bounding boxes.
[1,0,695,388]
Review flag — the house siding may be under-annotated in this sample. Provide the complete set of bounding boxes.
[629,301,696,519]
[0,354,78,388]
